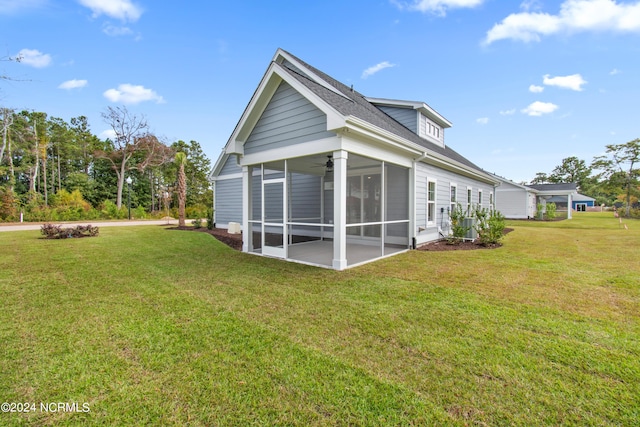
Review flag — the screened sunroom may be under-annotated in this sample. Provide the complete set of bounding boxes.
[243,151,410,269]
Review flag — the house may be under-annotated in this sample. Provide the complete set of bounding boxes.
[528,183,577,219]
[493,178,583,219]
[490,176,538,219]
[210,49,499,270]
[572,193,597,211]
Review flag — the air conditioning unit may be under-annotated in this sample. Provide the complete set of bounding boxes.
[462,218,477,241]
[228,222,241,234]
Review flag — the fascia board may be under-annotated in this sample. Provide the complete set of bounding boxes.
[209,151,228,180]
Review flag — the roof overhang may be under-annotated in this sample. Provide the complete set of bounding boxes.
[365,97,452,129]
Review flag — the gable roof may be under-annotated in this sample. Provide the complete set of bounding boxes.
[528,183,577,192]
[276,50,486,172]
[218,48,497,184]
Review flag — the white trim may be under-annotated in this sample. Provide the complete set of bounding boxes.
[241,136,342,167]
[427,178,437,227]
[332,150,348,270]
[211,172,242,181]
[450,183,458,213]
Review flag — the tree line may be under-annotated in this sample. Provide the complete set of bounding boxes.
[529,139,640,217]
[0,105,213,222]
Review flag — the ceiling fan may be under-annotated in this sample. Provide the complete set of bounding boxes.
[311,155,333,172]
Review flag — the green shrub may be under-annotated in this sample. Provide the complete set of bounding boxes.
[474,208,506,246]
[206,209,214,230]
[536,203,544,220]
[546,202,557,220]
[192,218,203,229]
[448,203,469,244]
[186,204,209,220]
[133,205,148,219]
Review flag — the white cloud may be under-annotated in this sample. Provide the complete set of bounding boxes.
[529,84,544,93]
[361,61,396,79]
[520,0,543,12]
[484,0,640,45]
[521,101,559,116]
[17,48,52,68]
[476,117,489,124]
[78,0,142,22]
[99,129,117,140]
[499,108,516,115]
[58,79,88,89]
[102,23,133,36]
[391,0,484,16]
[543,73,587,91]
[609,68,621,75]
[103,84,165,104]
[0,0,47,14]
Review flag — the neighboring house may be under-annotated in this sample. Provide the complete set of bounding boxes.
[210,49,499,270]
[490,176,538,219]
[572,193,596,211]
[494,179,581,219]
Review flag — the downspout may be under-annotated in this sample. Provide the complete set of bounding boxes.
[411,152,429,249]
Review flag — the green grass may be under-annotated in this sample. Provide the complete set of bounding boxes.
[0,212,638,425]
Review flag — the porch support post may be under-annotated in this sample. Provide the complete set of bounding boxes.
[567,193,572,219]
[332,150,348,270]
[242,165,250,252]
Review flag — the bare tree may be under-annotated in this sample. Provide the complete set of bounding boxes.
[0,107,13,163]
[175,151,187,227]
[98,106,173,209]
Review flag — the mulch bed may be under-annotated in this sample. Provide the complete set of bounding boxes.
[169,226,513,252]
[416,228,514,251]
[169,226,243,251]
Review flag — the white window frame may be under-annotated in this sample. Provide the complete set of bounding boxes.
[489,192,494,209]
[427,179,437,226]
[478,189,483,210]
[450,183,457,214]
[466,187,472,215]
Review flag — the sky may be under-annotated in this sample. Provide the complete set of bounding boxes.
[1,0,639,183]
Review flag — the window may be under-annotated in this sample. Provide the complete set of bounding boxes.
[427,179,436,225]
[467,187,472,214]
[489,192,494,209]
[419,114,443,143]
[478,190,483,210]
[450,184,457,214]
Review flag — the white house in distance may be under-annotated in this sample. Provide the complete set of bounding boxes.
[210,49,499,270]
[492,177,582,219]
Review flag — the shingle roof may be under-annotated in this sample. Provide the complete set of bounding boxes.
[278,50,486,174]
[528,183,577,192]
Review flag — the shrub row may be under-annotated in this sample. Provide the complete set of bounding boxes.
[41,223,99,239]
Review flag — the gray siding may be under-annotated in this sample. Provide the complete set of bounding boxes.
[215,178,242,226]
[415,162,495,244]
[378,106,417,134]
[289,173,322,222]
[219,155,241,176]
[244,81,335,155]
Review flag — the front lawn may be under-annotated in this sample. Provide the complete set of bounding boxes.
[0,212,638,425]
